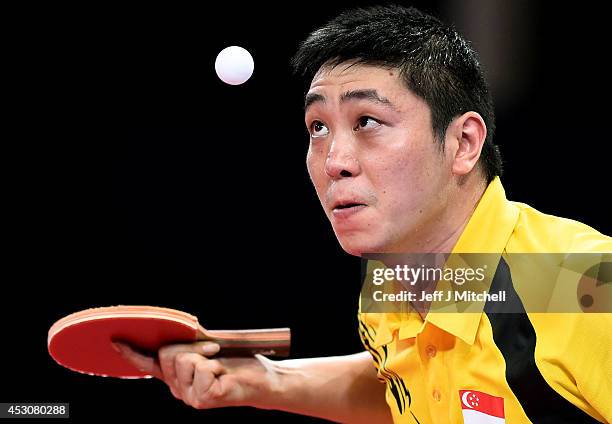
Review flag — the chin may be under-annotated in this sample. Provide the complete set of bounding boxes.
[336,233,387,257]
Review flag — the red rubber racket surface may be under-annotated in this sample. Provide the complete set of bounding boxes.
[48,306,290,378]
[48,307,200,378]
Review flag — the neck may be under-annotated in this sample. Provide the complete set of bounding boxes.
[426,180,486,253]
[376,175,489,319]
[391,175,488,254]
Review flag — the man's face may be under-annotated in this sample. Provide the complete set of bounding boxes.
[304,62,454,256]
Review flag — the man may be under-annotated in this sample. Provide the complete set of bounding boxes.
[116,5,611,423]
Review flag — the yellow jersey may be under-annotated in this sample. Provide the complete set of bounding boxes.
[358,177,612,423]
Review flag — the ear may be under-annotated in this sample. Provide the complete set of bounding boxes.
[446,112,487,176]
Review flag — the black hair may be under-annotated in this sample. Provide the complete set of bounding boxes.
[291,4,503,182]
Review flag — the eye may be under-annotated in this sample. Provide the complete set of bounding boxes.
[354,116,382,131]
[309,120,330,138]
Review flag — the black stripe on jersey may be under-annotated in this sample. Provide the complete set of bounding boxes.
[358,324,401,391]
[485,257,602,424]
[358,319,412,412]
[358,319,408,395]
[381,346,412,414]
[359,317,377,338]
[380,344,405,414]
[381,344,411,407]
[358,323,383,365]
[358,323,392,387]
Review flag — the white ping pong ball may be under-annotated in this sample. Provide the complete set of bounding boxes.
[215,46,254,85]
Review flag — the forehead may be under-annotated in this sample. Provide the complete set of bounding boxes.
[310,62,399,87]
[306,62,423,111]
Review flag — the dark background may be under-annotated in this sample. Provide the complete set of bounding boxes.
[3,1,610,422]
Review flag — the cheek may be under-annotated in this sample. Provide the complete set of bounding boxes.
[306,146,318,179]
[306,145,327,193]
[371,145,437,210]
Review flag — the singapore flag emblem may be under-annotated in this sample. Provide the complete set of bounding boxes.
[459,390,505,423]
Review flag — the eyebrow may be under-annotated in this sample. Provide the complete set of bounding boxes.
[304,93,326,111]
[304,89,396,113]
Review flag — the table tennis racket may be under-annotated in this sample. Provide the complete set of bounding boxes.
[48,305,291,378]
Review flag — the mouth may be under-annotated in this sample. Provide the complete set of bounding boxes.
[333,202,367,211]
[331,201,368,219]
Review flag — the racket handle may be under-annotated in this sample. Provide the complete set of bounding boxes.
[198,328,291,357]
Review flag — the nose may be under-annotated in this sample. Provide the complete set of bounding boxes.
[324,132,360,179]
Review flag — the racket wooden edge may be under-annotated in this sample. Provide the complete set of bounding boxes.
[197,327,291,357]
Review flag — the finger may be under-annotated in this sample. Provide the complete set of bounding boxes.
[174,352,204,406]
[192,359,226,405]
[175,352,200,387]
[113,342,163,379]
[159,342,220,383]
[169,385,182,400]
[159,341,221,357]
